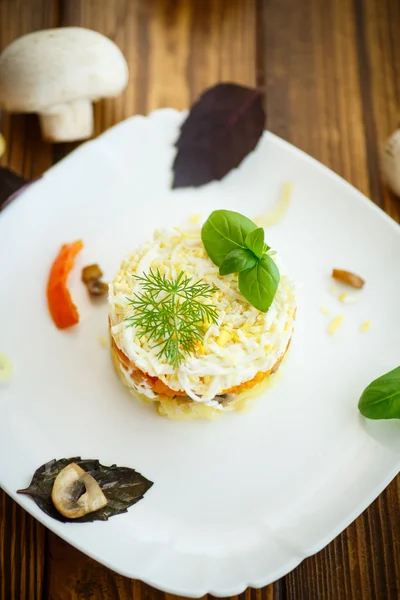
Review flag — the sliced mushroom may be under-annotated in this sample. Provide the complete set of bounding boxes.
[51,462,107,519]
[332,269,365,289]
[82,264,103,283]
[86,279,109,296]
[81,263,108,297]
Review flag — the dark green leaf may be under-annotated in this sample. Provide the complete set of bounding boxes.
[201,209,257,266]
[238,254,280,312]
[245,227,265,259]
[17,457,153,523]
[358,367,400,420]
[219,248,258,275]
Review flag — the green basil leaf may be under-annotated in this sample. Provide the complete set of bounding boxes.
[238,254,280,312]
[201,209,257,266]
[245,227,265,258]
[358,366,400,420]
[219,248,258,275]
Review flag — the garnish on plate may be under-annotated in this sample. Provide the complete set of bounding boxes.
[17,457,153,523]
[0,351,14,381]
[360,320,371,333]
[332,269,365,289]
[327,315,344,335]
[98,335,108,348]
[82,263,108,297]
[358,367,400,420]
[201,210,280,312]
[255,181,293,227]
[126,270,218,367]
[47,240,83,329]
[172,83,265,188]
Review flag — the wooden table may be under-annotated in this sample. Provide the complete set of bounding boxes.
[0,0,399,598]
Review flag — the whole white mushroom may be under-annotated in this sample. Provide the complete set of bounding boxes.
[381,129,400,197]
[0,27,129,142]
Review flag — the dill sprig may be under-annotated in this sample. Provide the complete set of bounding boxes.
[125,269,219,367]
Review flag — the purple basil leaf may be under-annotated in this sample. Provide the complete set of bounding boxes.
[172,83,265,188]
[0,166,31,212]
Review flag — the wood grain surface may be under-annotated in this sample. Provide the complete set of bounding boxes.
[0,0,399,599]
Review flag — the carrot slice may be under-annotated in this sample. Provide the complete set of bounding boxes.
[47,240,83,329]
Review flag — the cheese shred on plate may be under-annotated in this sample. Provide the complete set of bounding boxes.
[0,352,14,382]
[108,227,296,419]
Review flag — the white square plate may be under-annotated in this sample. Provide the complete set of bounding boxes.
[1,109,399,597]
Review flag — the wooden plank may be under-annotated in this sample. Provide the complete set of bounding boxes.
[283,478,400,600]
[261,0,400,598]
[45,531,278,600]
[45,533,199,600]
[0,1,57,597]
[56,0,257,138]
[0,491,46,600]
[261,0,370,197]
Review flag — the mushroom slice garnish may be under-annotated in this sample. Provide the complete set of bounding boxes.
[82,264,103,283]
[51,462,107,519]
[81,263,108,297]
[86,279,109,296]
[332,269,365,289]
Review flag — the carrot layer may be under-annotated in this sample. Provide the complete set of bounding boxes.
[47,240,83,329]
[111,337,283,398]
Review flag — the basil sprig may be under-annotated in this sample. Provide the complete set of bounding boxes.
[201,210,280,312]
[219,248,258,275]
[358,366,400,420]
[245,227,266,258]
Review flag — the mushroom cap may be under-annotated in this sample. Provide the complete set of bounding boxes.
[0,27,129,112]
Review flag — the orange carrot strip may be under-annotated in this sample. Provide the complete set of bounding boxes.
[47,240,83,329]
